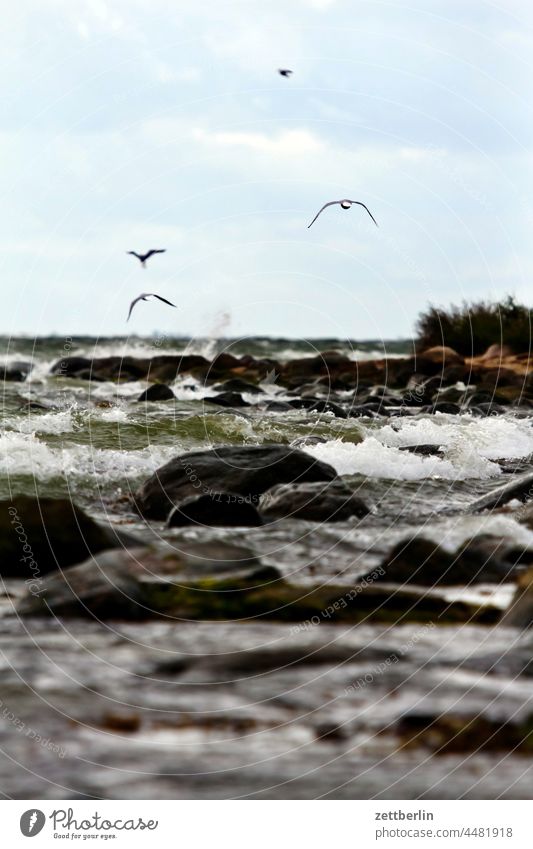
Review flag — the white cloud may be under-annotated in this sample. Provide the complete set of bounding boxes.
[191,127,324,156]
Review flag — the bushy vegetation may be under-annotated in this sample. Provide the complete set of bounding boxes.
[415,296,532,356]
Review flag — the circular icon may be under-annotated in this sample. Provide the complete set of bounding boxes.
[20,810,46,837]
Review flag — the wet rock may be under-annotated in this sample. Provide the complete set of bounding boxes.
[17,543,277,618]
[281,351,353,384]
[377,535,523,586]
[205,392,251,408]
[0,496,140,578]
[500,567,533,629]
[399,444,443,457]
[287,398,347,418]
[149,355,209,382]
[17,545,498,625]
[134,445,337,520]
[434,385,468,404]
[261,481,370,522]
[347,402,384,417]
[212,378,263,394]
[397,712,533,755]
[51,354,209,382]
[168,493,264,527]
[515,502,533,530]
[51,356,92,377]
[419,346,464,366]
[468,470,533,513]
[1,361,33,381]
[264,400,294,412]
[137,384,175,402]
[17,399,50,412]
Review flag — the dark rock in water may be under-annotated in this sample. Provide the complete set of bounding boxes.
[17,544,498,624]
[347,402,384,417]
[149,354,209,382]
[17,543,275,618]
[1,361,33,382]
[471,401,507,416]
[500,567,533,629]
[0,497,140,578]
[205,392,251,408]
[376,535,523,586]
[468,470,533,513]
[134,445,337,520]
[207,352,243,375]
[281,351,352,383]
[464,391,508,410]
[264,400,294,412]
[51,354,209,383]
[212,378,263,394]
[168,492,264,527]
[287,398,347,418]
[17,399,50,412]
[137,383,175,402]
[515,502,533,530]
[261,481,370,522]
[51,356,91,377]
[396,711,533,755]
[399,444,443,457]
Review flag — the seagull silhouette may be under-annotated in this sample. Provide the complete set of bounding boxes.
[127,293,176,321]
[127,249,166,267]
[278,69,293,78]
[307,200,378,229]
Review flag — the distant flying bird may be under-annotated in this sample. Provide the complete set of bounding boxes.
[278,69,293,78]
[307,199,378,229]
[127,249,166,267]
[127,293,176,321]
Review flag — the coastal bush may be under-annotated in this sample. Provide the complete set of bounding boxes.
[415,296,532,355]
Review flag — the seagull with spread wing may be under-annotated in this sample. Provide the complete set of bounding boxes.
[127,293,176,321]
[127,249,166,267]
[307,199,378,229]
[278,69,293,77]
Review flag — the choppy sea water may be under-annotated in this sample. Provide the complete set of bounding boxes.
[2,335,533,587]
[2,335,533,799]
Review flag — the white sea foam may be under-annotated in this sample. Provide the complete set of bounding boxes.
[373,415,533,460]
[97,407,130,423]
[304,435,501,481]
[9,410,77,435]
[0,431,175,481]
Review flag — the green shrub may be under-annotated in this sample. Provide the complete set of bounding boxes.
[415,296,532,356]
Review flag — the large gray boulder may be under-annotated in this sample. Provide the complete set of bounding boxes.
[134,445,337,520]
[1,496,139,579]
[260,481,369,522]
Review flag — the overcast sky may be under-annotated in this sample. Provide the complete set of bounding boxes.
[3,0,532,342]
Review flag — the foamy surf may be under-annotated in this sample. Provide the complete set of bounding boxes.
[303,435,501,480]
[372,415,533,460]
[0,431,175,481]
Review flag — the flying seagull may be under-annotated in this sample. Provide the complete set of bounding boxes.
[127,293,176,322]
[127,249,166,267]
[307,200,378,229]
[278,69,293,78]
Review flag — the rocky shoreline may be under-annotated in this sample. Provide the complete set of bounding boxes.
[1,342,533,798]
